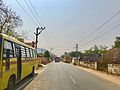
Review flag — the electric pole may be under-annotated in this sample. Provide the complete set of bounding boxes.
[75,43,79,59]
[50,48,54,61]
[75,44,80,65]
[75,44,78,52]
[50,48,54,53]
[34,27,45,50]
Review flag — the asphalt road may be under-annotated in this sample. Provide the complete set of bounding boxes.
[24,62,120,90]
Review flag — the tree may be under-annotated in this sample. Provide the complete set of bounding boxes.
[69,51,83,58]
[114,36,120,48]
[0,0,22,36]
[83,45,107,61]
[99,45,108,54]
[44,50,50,58]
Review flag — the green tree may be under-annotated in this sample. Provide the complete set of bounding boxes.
[99,45,108,54]
[69,51,83,58]
[114,36,120,48]
[44,50,50,58]
[91,45,107,55]
[83,45,107,60]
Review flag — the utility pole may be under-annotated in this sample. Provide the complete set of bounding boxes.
[75,43,79,59]
[50,48,54,53]
[75,44,79,65]
[75,44,78,52]
[50,48,54,61]
[34,27,45,50]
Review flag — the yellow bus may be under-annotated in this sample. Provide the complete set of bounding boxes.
[0,34,38,90]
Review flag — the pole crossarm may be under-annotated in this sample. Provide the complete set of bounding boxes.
[34,27,45,49]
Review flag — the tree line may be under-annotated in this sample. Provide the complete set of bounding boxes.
[67,37,120,62]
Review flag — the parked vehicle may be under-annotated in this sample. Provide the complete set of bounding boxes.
[0,34,38,90]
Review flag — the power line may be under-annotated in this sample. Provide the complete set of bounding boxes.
[89,19,120,39]
[15,0,38,26]
[78,9,120,43]
[27,0,49,48]
[80,23,120,47]
[27,0,50,50]
[23,0,41,27]
[79,19,120,46]
[28,0,44,26]
[80,22,120,47]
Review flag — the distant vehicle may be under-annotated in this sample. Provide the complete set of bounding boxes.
[0,34,38,90]
[55,57,60,62]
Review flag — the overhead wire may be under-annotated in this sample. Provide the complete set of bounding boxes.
[92,19,120,37]
[79,19,120,46]
[80,22,120,47]
[23,0,41,27]
[15,0,38,26]
[78,9,120,44]
[27,0,52,44]
[11,0,59,54]
[25,0,52,49]
[26,0,54,53]
[28,0,45,26]
[27,0,52,49]
[15,0,47,44]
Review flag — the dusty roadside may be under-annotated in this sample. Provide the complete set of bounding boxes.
[73,65,120,85]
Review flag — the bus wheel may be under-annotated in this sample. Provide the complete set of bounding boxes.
[31,66,35,77]
[7,76,15,90]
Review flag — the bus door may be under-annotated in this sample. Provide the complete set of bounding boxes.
[16,46,22,81]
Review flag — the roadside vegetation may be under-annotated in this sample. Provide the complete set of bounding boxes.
[62,36,120,75]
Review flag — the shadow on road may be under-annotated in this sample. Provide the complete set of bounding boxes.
[15,73,38,90]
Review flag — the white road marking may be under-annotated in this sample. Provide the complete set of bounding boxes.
[69,75,76,85]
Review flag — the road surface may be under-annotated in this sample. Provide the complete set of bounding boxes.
[24,62,120,90]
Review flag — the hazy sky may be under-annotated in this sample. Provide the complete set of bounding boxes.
[4,0,120,56]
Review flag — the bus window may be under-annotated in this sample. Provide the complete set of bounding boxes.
[14,43,20,57]
[32,49,35,57]
[34,50,37,57]
[12,43,16,57]
[20,46,26,57]
[30,49,33,58]
[3,40,14,71]
[3,40,14,59]
[32,49,34,57]
[26,48,30,58]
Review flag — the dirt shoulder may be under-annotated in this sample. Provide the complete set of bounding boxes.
[73,65,120,85]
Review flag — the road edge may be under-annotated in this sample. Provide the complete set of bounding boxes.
[23,65,48,90]
[72,65,120,85]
